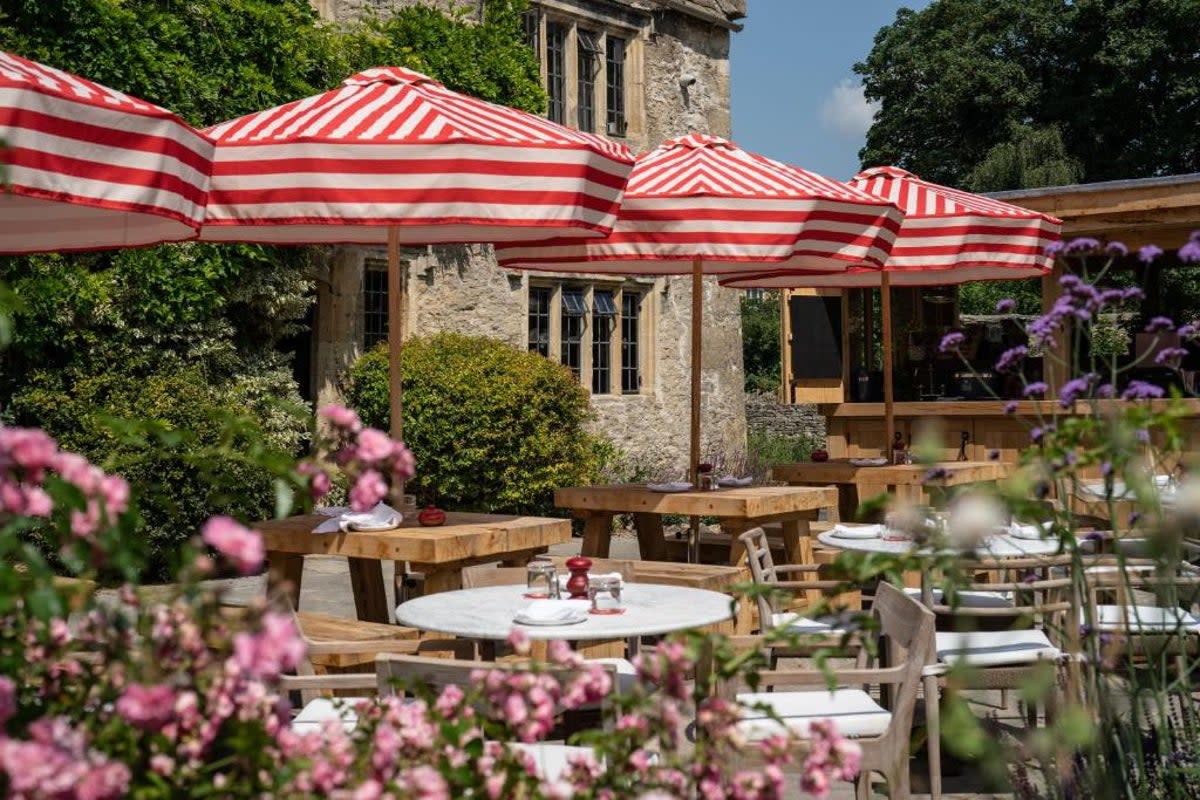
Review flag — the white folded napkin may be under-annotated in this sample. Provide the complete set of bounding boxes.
[556,572,624,591]
[647,481,692,492]
[830,524,883,539]
[513,599,590,625]
[312,502,402,534]
[717,475,753,487]
[1007,521,1051,540]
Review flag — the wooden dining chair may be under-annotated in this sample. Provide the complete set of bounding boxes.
[717,581,935,800]
[1083,558,1200,667]
[919,553,1077,800]
[738,527,862,640]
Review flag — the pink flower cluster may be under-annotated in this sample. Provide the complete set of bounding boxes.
[231,612,306,681]
[318,406,416,511]
[798,719,862,798]
[0,717,130,800]
[116,683,177,732]
[0,426,129,535]
[201,515,264,576]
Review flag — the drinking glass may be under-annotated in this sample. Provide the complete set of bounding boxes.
[881,512,913,542]
[525,561,557,599]
[588,575,623,615]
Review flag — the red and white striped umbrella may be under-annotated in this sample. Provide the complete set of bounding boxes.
[497,136,903,522]
[496,134,902,274]
[199,67,633,245]
[719,166,1061,289]
[720,166,1062,457]
[0,51,213,254]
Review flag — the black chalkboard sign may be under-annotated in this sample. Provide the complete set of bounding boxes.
[789,295,843,379]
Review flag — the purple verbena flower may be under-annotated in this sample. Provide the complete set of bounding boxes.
[1138,244,1164,264]
[1145,316,1175,333]
[1155,347,1188,366]
[1122,381,1165,400]
[1105,241,1128,256]
[1023,382,1048,397]
[1031,426,1045,443]
[1059,273,1082,290]
[1123,287,1146,302]
[996,345,1028,373]
[939,332,965,353]
[1100,461,1113,477]
[1179,323,1198,338]
[994,298,1017,314]
[1044,241,1065,258]
[988,449,1000,460]
[1003,400,1019,415]
[1064,237,1101,253]
[1097,383,1115,398]
[1180,238,1200,264]
[1058,373,1098,408]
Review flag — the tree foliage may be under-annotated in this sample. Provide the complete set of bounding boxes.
[856,0,1200,189]
[741,294,781,393]
[347,334,610,516]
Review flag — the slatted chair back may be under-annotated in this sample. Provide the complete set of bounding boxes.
[738,527,844,627]
[1083,558,1200,641]
[922,553,1076,633]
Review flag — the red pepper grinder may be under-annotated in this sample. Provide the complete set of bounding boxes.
[564,556,592,599]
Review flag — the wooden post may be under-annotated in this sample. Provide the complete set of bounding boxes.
[689,258,703,564]
[690,257,703,484]
[881,271,895,456]
[387,226,404,441]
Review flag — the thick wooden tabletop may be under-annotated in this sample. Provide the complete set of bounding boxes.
[255,511,570,564]
[771,460,1011,486]
[554,484,837,518]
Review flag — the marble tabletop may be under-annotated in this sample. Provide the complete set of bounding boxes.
[817,530,1061,558]
[395,583,736,641]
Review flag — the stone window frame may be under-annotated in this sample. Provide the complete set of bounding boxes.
[525,278,655,397]
[524,1,644,139]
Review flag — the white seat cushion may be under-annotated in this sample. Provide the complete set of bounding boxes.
[777,609,854,633]
[735,689,891,740]
[512,744,600,782]
[291,697,367,733]
[584,657,637,692]
[1091,604,1200,634]
[936,630,1060,667]
[904,587,1013,609]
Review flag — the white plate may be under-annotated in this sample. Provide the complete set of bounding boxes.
[831,524,883,539]
[513,613,589,627]
[717,476,753,488]
[648,482,693,493]
[849,457,889,467]
[1008,522,1050,540]
[348,520,401,532]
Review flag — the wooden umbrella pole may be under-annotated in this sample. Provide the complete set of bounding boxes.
[689,257,703,564]
[881,270,895,460]
[386,225,406,498]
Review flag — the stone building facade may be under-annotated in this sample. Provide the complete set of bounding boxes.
[308,0,749,473]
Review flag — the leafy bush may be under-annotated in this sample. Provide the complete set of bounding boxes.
[346,333,608,515]
[8,366,308,581]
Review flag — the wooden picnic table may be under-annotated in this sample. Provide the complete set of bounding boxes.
[772,460,1013,521]
[554,484,837,565]
[256,511,571,624]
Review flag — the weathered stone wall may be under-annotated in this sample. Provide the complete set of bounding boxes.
[308,0,749,471]
[745,392,826,443]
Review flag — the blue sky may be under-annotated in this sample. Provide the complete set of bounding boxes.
[730,1,930,181]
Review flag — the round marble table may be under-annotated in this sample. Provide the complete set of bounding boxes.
[395,583,736,641]
[817,530,1061,558]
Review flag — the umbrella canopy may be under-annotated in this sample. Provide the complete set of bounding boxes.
[719,166,1061,289]
[721,166,1062,460]
[497,134,902,275]
[0,51,214,254]
[199,67,634,245]
[498,136,903,531]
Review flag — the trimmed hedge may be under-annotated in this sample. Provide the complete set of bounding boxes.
[346,333,611,516]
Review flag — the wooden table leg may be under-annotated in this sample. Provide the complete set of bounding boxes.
[266,552,304,612]
[722,520,752,565]
[347,557,390,624]
[633,513,668,561]
[580,511,615,558]
[417,565,463,595]
[778,518,811,565]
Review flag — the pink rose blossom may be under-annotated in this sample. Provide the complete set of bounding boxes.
[356,428,395,463]
[319,405,363,432]
[116,683,177,731]
[232,613,306,680]
[349,470,388,512]
[201,516,264,576]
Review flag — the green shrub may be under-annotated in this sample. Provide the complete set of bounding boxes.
[9,366,308,581]
[346,333,608,515]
